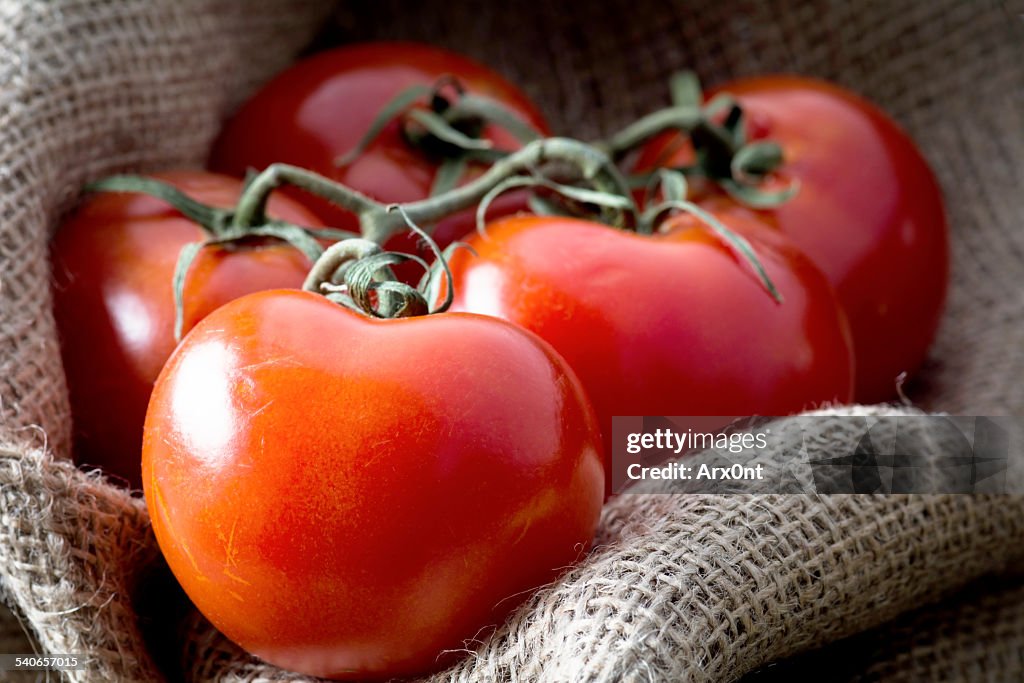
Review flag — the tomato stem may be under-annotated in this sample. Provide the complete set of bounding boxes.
[598,105,702,159]
[363,137,636,240]
[232,165,380,229]
[234,137,638,245]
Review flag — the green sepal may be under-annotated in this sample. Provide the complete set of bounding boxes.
[334,84,434,167]
[670,71,704,109]
[243,224,326,263]
[388,205,456,314]
[719,178,800,209]
[430,157,468,197]
[657,168,689,203]
[731,141,784,181]
[343,250,430,318]
[86,176,230,235]
[446,93,544,145]
[418,241,474,310]
[642,199,782,303]
[171,240,207,342]
[405,108,495,153]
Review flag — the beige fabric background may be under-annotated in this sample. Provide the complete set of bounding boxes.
[0,0,1021,681]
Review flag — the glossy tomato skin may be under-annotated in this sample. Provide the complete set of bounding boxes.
[209,41,550,270]
[442,215,854,472]
[143,290,604,679]
[51,171,322,488]
[636,75,949,402]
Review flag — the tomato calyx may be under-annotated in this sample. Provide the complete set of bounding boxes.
[599,71,798,209]
[640,169,783,302]
[302,206,457,319]
[335,75,545,198]
[85,175,357,339]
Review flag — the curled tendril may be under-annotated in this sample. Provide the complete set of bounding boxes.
[302,239,428,318]
[388,205,457,314]
[404,108,494,152]
[301,206,458,319]
[301,238,379,293]
[345,251,430,318]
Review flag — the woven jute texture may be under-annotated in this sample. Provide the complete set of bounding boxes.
[0,0,1022,681]
[0,1,334,680]
[741,575,1024,683]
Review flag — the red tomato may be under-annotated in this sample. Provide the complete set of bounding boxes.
[51,171,323,488]
[143,289,604,679]
[635,75,949,402]
[441,214,854,482]
[209,42,550,271]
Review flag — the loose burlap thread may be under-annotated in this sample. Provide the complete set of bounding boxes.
[1,0,1022,681]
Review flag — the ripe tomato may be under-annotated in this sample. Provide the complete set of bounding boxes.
[635,75,949,402]
[51,171,323,488]
[441,214,854,481]
[143,289,604,679]
[209,42,550,271]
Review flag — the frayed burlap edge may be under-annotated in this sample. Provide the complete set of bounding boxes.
[0,441,158,681]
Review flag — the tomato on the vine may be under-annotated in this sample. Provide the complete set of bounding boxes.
[51,171,323,487]
[209,42,550,272]
[441,213,854,483]
[143,289,604,679]
[635,75,948,402]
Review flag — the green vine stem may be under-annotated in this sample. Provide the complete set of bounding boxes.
[596,105,702,159]
[233,137,638,244]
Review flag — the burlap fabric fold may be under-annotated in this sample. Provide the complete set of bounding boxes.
[0,0,1021,681]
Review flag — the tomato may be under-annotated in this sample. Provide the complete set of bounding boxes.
[441,214,854,482]
[142,289,604,679]
[635,75,949,402]
[209,42,550,274]
[51,171,323,488]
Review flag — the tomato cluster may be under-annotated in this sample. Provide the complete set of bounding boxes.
[49,41,947,680]
[634,76,948,402]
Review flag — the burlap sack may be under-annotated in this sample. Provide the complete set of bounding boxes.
[1,0,1021,681]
